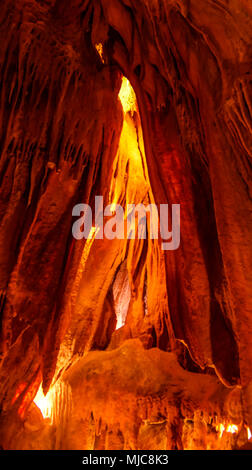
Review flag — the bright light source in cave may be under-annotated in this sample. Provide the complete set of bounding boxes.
[226,424,239,434]
[217,423,225,438]
[217,422,240,438]
[247,427,252,440]
[34,384,53,420]
[119,77,137,115]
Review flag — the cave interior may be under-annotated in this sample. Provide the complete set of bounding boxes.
[0,0,252,451]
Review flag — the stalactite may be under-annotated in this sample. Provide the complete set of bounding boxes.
[0,0,251,450]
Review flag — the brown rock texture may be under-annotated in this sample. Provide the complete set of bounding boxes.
[0,0,251,450]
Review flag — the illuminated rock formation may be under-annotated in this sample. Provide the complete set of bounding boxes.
[0,0,251,450]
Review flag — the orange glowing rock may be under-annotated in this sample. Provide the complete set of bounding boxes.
[118,77,137,115]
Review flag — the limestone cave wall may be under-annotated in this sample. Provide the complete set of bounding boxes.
[0,0,251,450]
